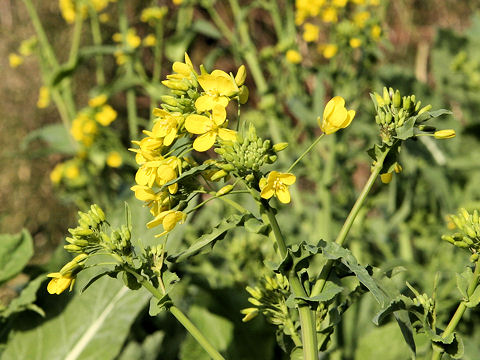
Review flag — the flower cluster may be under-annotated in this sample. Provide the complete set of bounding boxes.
[295,0,383,59]
[443,209,480,261]
[59,0,116,24]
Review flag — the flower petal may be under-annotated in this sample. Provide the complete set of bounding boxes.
[195,95,216,112]
[185,114,212,134]
[212,104,226,125]
[193,131,217,152]
[278,173,296,185]
[276,186,291,204]
[217,128,237,142]
[260,185,275,199]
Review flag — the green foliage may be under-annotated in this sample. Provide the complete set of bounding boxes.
[0,230,33,284]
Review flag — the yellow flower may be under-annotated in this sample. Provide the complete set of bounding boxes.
[321,44,338,59]
[130,136,164,164]
[173,0,183,5]
[135,156,181,193]
[371,25,382,41]
[322,7,338,23]
[59,0,76,24]
[319,96,355,135]
[333,0,348,7]
[381,163,402,184]
[353,11,370,28]
[349,38,362,48]
[259,171,296,204]
[95,105,117,126]
[303,23,320,42]
[141,6,168,24]
[47,254,87,294]
[9,53,23,68]
[195,70,239,112]
[88,94,107,108]
[50,163,65,184]
[147,210,186,237]
[143,34,156,47]
[90,0,110,12]
[99,13,110,23]
[19,37,37,56]
[106,151,122,167]
[126,29,141,48]
[185,105,237,152]
[151,108,182,146]
[37,86,50,109]
[130,185,170,216]
[71,113,98,147]
[286,49,302,64]
[434,129,456,139]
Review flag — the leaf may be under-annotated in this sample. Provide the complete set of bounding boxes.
[244,217,269,235]
[21,123,76,155]
[286,281,343,307]
[148,271,180,316]
[456,268,472,300]
[159,163,212,192]
[416,109,452,123]
[167,214,252,263]
[289,347,303,360]
[373,295,416,325]
[117,331,165,360]
[192,19,222,39]
[318,240,390,306]
[394,117,416,140]
[2,274,150,360]
[179,305,233,360]
[465,285,480,308]
[0,276,45,318]
[0,229,34,284]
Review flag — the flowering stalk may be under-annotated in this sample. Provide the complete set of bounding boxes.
[124,269,226,360]
[262,201,318,360]
[431,259,480,360]
[311,146,391,297]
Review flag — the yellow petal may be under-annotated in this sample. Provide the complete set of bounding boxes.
[276,186,291,204]
[185,114,212,134]
[163,128,177,146]
[380,173,393,184]
[259,178,267,190]
[212,105,226,125]
[195,95,216,112]
[193,132,217,152]
[217,128,237,142]
[278,173,296,185]
[260,185,275,199]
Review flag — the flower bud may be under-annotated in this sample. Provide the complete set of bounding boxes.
[393,90,401,108]
[235,65,247,86]
[216,185,234,196]
[210,169,228,181]
[434,129,456,139]
[273,142,288,152]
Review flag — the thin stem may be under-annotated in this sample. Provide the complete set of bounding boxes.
[126,268,225,360]
[262,202,318,360]
[205,5,234,44]
[118,0,138,139]
[431,259,480,360]
[150,18,165,120]
[88,6,105,86]
[311,147,390,297]
[288,133,325,173]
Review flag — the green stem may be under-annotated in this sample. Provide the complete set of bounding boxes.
[320,134,336,241]
[126,269,225,360]
[311,147,390,297]
[431,259,480,360]
[287,133,325,173]
[88,6,105,86]
[228,0,268,94]
[150,19,164,121]
[205,5,234,44]
[262,202,318,360]
[118,0,138,139]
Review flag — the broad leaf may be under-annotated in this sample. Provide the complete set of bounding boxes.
[0,229,33,284]
[2,275,149,360]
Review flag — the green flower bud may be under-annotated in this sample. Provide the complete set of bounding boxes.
[238,85,249,104]
[273,142,288,152]
[442,235,455,244]
[382,87,391,105]
[64,244,83,252]
[393,90,401,108]
[211,169,228,181]
[418,104,432,115]
[91,204,106,222]
[161,95,179,107]
[216,184,234,196]
[375,93,385,107]
[385,112,392,124]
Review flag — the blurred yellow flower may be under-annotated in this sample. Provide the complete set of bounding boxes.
[95,105,117,126]
[173,0,183,5]
[99,13,110,23]
[319,96,355,134]
[88,94,107,108]
[37,86,50,109]
[353,11,370,28]
[349,38,362,48]
[371,25,382,41]
[380,172,393,184]
[50,163,65,184]
[126,29,141,48]
[9,53,23,68]
[322,7,338,23]
[303,23,320,42]
[286,49,303,64]
[59,0,76,24]
[64,163,80,179]
[333,0,348,7]
[143,34,157,47]
[185,105,237,152]
[320,44,338,59]
[106,151,122,168]
[71,113,98,147]
[141,6,168,24]
[259,171,296,204]
[19,37,37,56]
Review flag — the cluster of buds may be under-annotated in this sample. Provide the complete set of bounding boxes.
[443,209,480,261]
[372,87,433,144]
[214,125,287,181]
[241,274,292,327]
[47,204,136,295]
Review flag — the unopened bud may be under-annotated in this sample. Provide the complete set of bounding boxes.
[235,65,247,86]
[273,142,288,152]
[434,129,456,139]
[216,185,234,196]
[393,90,401,108]
[210,169,228,181]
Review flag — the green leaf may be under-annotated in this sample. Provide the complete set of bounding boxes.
[394,117,415,140]
[289,347,303,360]
[0,275,45,318]
[21,123,76,155]
[466,285,480,308]
[456,268,472,300]
[192,19,222,39]
[373,295,416,325]
[2,274,150,360]
[318,240,389,307]
[286,281,343,307]
[0,229,34,284]
[167,214,252,263]
[148,271,179,316]
[179,305,233,360]
[416,109,452,122]
[117,331,165,360]
[244,217,269,235]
